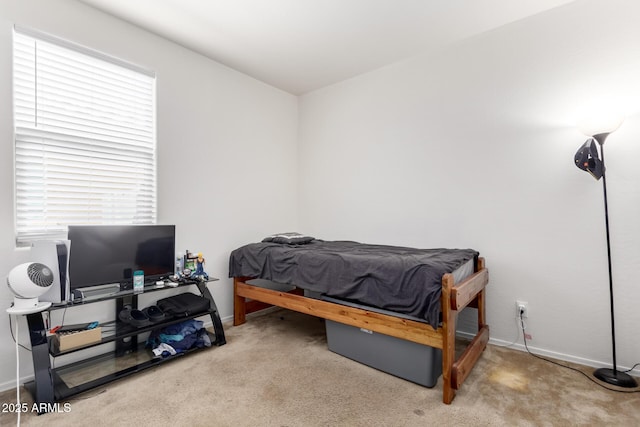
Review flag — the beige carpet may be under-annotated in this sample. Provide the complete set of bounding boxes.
[2,308,639,427]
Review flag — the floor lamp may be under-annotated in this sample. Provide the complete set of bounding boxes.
[574,118,638,388]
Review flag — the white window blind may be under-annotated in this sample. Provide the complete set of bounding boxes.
[13,27,157,246]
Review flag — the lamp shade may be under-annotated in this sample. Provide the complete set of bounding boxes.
[577,113,624,137]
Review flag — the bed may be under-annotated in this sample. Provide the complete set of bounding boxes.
[229,237,489,404]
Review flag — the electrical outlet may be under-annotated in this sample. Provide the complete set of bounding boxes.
[516,300,528,318]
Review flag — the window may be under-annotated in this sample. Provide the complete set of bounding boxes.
[13,27,157,246]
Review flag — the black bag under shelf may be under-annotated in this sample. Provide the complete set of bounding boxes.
[156,292,210,318]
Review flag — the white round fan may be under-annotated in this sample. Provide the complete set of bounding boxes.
[6,262,54,314]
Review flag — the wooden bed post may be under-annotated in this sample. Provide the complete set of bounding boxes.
[448,256,490,402]
[476,257,487,329]
[234,277,247,326]
[441,273,457,404]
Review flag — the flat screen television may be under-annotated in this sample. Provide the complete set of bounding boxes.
[68,224,175,291]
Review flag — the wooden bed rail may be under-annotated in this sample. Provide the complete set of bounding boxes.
[450,268,489,311]
[233,256,489,404]
[234,280,444,347]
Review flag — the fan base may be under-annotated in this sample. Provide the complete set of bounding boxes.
[7,298,52,315]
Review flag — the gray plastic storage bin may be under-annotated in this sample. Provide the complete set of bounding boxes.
[323,297,442,388]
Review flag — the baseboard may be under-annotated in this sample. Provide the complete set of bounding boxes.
[486,334,640,377]
[0,374,34,394]
[220,314,234,324]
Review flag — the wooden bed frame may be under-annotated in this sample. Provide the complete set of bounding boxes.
[233,257,489,404]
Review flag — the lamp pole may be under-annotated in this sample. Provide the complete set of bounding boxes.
[592,132,637,388]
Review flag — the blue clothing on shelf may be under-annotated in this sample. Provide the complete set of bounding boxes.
[147,318,210,357]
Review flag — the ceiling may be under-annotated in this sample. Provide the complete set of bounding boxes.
[79,0,576,95]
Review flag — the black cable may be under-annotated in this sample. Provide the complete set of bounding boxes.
[51,306,70,371]
[519,312,640,393]
[8,314,31,352]
[60,306,67,328]
[622,363,640,374]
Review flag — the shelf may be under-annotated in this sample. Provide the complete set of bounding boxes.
[27,331,217,402]
[24,276,226,413]
[49,277,219,309]
[49,309,219,356]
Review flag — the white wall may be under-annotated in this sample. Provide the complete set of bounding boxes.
[0,0,298,389]
[298,0,640,372]
[2,0,639,395]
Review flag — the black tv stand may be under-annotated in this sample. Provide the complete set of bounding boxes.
[24,278,226,414]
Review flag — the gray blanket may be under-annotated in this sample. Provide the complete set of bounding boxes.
[229,240,478,328]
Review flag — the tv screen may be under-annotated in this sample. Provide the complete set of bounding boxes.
[68,225,175,290]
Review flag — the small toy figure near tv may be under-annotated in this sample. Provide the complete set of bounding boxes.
[193,252,208,280]
[181,250,208,281]
[68,225,176,298]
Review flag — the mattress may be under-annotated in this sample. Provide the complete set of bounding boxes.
[322,256,475,323]
[229,240,478,327]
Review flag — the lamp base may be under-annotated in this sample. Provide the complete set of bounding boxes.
[594,368,638,388]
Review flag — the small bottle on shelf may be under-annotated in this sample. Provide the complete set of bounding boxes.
[176,256,183,276]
